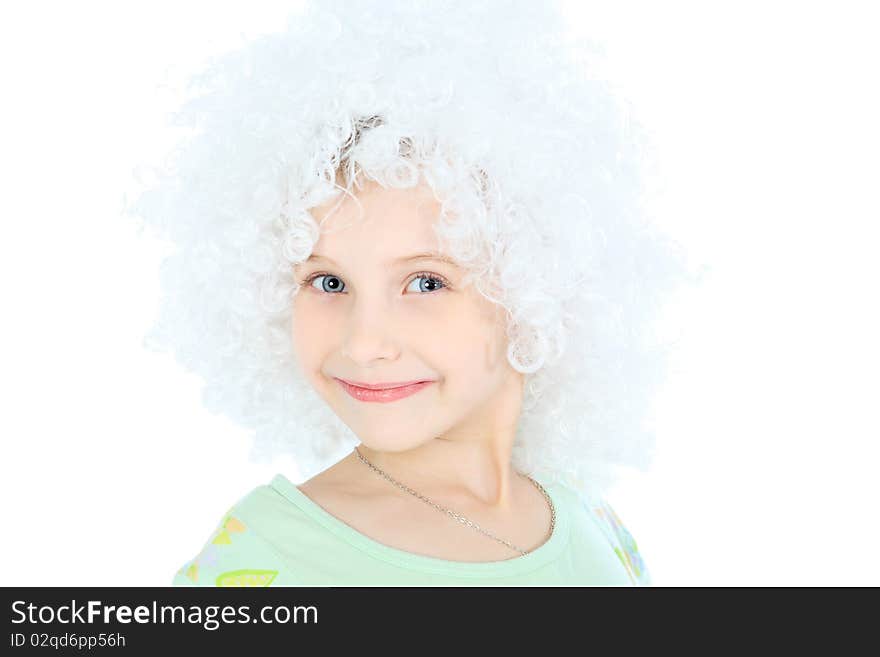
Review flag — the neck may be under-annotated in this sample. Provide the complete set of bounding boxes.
[354,437,523,511]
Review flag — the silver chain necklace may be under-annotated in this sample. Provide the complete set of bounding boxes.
[353,446,556,556]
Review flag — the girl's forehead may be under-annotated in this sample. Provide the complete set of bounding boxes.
[311,183,443,248]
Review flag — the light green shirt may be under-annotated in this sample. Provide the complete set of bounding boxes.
[172,472,651,586]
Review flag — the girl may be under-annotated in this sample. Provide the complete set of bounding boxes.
[128,0,690,586]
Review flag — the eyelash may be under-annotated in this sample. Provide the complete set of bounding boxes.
[299,270,451,295]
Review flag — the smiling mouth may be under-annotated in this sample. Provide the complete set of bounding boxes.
[336,378,430,390]
[334,378,435,403]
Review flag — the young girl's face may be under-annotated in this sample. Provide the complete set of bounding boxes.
[292,179,524,453]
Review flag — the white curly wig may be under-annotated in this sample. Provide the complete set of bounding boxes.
[125,0,694,496]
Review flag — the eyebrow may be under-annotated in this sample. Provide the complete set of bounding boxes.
[305,252,459,266]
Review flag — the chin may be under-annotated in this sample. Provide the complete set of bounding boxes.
[355,430,430,453]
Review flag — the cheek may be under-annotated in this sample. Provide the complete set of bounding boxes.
[427,299,507,376]
[291,295,332,368]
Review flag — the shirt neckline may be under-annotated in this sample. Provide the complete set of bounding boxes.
[269,471,571,578]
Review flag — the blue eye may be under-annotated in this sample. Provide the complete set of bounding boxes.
[308,274,345,293]
[405,273,447,293]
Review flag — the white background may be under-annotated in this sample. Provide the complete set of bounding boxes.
[1,1,877,586]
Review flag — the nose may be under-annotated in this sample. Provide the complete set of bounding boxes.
[339,298,401,365]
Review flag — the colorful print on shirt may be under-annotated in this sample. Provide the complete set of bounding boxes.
[177,505,278,587]
[588,497,651,586]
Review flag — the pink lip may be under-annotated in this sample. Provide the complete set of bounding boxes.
[335,378,435,403]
